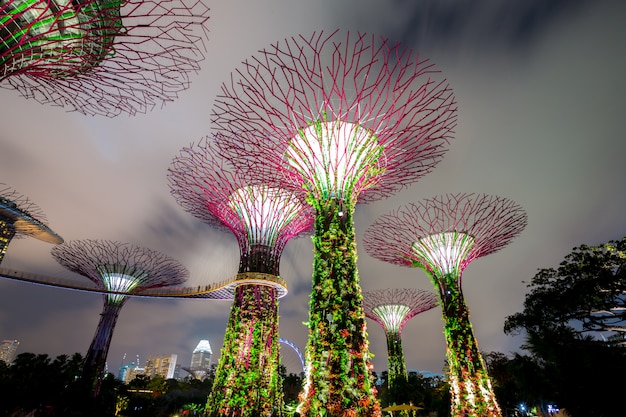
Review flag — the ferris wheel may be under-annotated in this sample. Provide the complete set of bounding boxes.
[279,338,305,376]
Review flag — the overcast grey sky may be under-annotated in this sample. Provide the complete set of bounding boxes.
[1,0,625,376]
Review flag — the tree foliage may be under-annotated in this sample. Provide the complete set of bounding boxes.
[0,349,457,417]
[298,198,379,417]
[483,351,553,417]
[504,237,626,417]
[376,370,450,416]
[505,237,626,344]
[0,352,122,416]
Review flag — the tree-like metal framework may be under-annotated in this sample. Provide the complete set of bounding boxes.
[168,137,314,417]
[362,193,527,417]
[0,0,210,116]
[50,239,188,395]
[362,288,437,397]
[211,30,457,417]
[0,183,63,264]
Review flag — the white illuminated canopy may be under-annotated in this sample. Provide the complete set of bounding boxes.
[412,232,475,275]
[98,266,148,304]
[372,304,411,334]
[287,120,384,199]
[228,185,303,246]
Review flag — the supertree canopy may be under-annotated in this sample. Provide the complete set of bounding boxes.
[211,30,457,417]
[0,183,63,264]
[362,288,437,397]
[168,137,314,417]
[0,0,210,116]
[51,239,188,395]
[362,193,527,417]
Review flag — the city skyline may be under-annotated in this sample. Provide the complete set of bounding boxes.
[1,0,625,382]
[1,335,306,379]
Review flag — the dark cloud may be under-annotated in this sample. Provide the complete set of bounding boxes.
[382,0,589,50]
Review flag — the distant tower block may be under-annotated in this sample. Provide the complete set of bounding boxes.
[0,183,62,264]
[169,138,314,417]
[362,288,437,393]
[186,339,213,380]
[145,353,178,379]
[0,339,19,364]
[211,30,456,417]
[0,0,210,116]
[51,239,188,395]
[363,193,527,417]
[191,339,212,370]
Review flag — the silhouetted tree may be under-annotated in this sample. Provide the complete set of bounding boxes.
[484,352,555,417]
[505,237,626,417]
[375,370,450,417]
[281,370,304,406]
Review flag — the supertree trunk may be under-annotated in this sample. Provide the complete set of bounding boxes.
[84,301,124,396]
[207,285,281,417]
[436,273,500,417]
[385,332,412,417]
[298,198,380,417]
[385,332,407,392]
[206,244,283,417]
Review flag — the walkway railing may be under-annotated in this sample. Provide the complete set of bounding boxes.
[0,266,288,300]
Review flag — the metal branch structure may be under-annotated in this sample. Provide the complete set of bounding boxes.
[168,137,314,417]
[0,183,63,264]
[362,288,437,394]
[1,0,210,116]
[211,30,457,417]
[362,193,527,417]
[50,239,188,395]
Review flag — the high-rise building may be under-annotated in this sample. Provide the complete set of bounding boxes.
[119,360,140,383]
[173,364,182,380]
[0,339,19,364]
[123,365,146,384]
[145,354,178,379]
[190,339,212,372]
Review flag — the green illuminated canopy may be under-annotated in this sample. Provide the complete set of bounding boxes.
[287,120,384,201]
[412,231,475,277]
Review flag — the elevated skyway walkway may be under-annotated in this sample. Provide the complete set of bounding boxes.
[0,267,287,300]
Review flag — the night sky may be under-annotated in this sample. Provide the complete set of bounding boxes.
[1,0,625,377]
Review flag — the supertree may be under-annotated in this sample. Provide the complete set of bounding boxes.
[0,183,63,264]
[168,137,315,417]
[0,0,210,116]
[50,239,189,395]
[362,193,527,417]
[362,288,437,400]
[210,30,457,417]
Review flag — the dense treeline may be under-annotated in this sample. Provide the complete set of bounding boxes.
[2,346,623,416]
[0,353,212,417]
[0,356,450,417]
[0,352,87,415]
